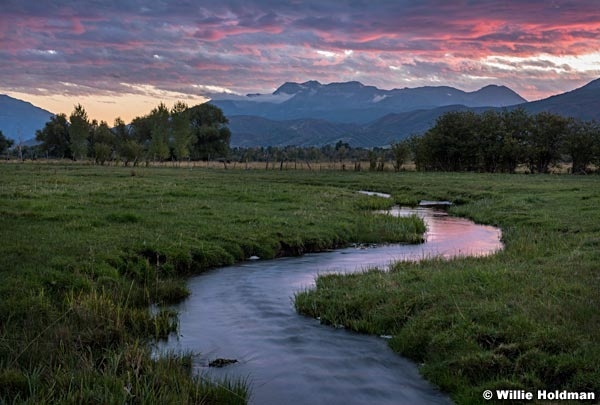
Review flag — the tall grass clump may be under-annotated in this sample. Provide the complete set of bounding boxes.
[356,213,425,244]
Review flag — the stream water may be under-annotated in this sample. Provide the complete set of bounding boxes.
[160,206,502,404]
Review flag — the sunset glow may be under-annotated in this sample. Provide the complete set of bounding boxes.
[1,0,599,122]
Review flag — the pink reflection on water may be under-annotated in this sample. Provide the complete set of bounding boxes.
[161,206,502,405]
[382,207,503,259]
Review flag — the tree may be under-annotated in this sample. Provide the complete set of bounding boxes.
[113,117,129,142]
[120,140,144,166]
[147,103,171,162]
[390,140,410,171]
[36,114,71,159]
[69,104,90,161]
[171,101,192,162]
[113,117,134,165]
[563,119,599,174]
[476,111,505,172]
[500,108,531,173]
[334,140,350,164]
[413,111,479,171]
[91,121,116,165]
[189,103,231,160]
[527,112,568,173]
[368,150,378,171]
[93,143,112,165]
[0,130,14,158]
[130,115,153,146]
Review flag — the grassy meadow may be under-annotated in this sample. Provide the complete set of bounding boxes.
[1,163,599,404]
[295,171,600,403]
[0,163,425,404]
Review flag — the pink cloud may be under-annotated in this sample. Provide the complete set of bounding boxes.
[71,18,86,35]
[194,29,226,41]
[1,0,599,106]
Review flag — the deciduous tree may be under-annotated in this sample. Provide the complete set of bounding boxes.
[527,112,568,173]
[0,130,14,157]
[189,103,231,160]
[91,121,117,165]
[171,101,192,162]
[390,140,410,172]
[147,103,171,162]
[563,119,599,174]
[36,114,71,159]
[69,104,90,161]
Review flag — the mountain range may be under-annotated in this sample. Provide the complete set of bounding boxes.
[1,78,599,147]
[222,79,600,147]
[0,95,53,143]
[214,79,599,147]
[211,80,526,124]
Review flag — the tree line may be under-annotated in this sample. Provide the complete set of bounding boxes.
[228,141,410,172]
[5,104,599,174]
[31,102,231,165]
[222,109,600,175]
[410,108,600,174]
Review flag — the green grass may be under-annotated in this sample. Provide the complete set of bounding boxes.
[295,172,600,403]
[0,163,425,404]
[3,164,599,403]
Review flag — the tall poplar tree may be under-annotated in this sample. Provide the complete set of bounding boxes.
[148,103,170,162]
[171,101,192,162]
[69,104,90,161]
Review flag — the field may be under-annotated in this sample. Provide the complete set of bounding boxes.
[0,163,424,403]
[295,170,600,403]
[1,163,599,404]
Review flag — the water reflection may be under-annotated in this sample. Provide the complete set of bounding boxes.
[160,208,502,405]
[386,206,502,258]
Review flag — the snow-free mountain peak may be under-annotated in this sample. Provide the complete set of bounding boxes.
[0,95,54,142]
[273,80,322,95]
[212,80,528,124]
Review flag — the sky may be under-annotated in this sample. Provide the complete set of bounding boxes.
[1,0,600,123]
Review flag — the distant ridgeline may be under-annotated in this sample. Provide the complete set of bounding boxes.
[211,78,600,148]
[0,95,54,143]
[212,80,527,123]
[1,78,599,163]
[222,107,599,175]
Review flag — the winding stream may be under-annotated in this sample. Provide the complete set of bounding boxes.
[160,206,502,404]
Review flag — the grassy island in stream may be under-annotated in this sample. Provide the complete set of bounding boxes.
[0,163,425,404]
[295,171,600,404]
